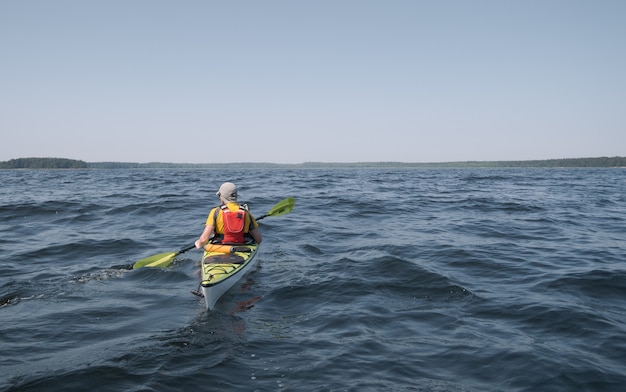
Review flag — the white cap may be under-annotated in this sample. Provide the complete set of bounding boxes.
[216,182,237,202]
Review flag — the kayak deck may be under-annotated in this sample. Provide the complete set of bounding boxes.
[200,243,259,310]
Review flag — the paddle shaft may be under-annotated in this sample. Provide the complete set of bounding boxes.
[178,244,196,254]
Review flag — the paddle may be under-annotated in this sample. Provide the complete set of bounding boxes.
[132,244,196,269]
[132,197,295,269]
[255,197,295,220]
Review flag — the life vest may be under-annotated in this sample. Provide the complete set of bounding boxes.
[220,204,246,243]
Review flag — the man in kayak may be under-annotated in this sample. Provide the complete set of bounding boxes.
[194,182,262,249]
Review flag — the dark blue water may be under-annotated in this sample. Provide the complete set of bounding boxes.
[1,168,625,391]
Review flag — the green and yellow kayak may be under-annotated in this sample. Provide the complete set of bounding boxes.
[200,243,260,310]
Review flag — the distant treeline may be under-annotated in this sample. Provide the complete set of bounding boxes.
[298,156,626,168]
[1,156,625,169]
[0,157,89,169]
[420,156,626,168]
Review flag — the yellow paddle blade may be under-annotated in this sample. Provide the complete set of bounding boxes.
[132,244,196,270]
[132,251,177,269]
[267,197,295,217]
[257,197,295,220]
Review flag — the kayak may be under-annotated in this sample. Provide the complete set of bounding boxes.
[131,198,295,309]
[200,243,260,310]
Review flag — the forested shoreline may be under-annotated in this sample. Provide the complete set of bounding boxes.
[1,156,625,169]
[0,157,89,169]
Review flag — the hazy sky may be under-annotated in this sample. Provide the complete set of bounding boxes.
[1,1,625,163]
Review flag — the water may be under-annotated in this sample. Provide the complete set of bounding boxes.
[1,167,625,391]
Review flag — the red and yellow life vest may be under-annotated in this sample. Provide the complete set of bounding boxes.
[220,204,246,243]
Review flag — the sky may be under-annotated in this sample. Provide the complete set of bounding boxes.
[1,0,625,164]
